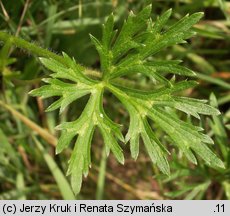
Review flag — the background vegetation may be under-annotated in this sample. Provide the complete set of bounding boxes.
[0,0,229,199]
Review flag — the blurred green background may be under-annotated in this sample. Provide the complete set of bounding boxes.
[0,0,229,199]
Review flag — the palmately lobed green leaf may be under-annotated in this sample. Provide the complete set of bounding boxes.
[30,5,224,195]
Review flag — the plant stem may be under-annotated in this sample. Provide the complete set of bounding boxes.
[0,31,154,90]
[0,31,65,65]
[0,39,11,71]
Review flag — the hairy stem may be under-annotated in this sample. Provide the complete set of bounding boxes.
[0,31,155,91]
[0,31,65,64]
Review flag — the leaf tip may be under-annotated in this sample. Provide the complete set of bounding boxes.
[215,109,221,116]
[165,8,172,16]
[132,154,138,161]
[118,154,125,165]
[55,148,62,155]
[218,161,226,169]
[28,89,36,96]
[55,124,62,130]
[146,4,152,11]
[196,12,204,17]
[39,57,48,64]
[191,12,204,22]
[41,78,50,83]
[120,157,125,165]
